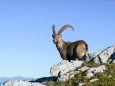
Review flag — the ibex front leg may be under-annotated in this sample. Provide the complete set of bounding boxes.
[61,54,67,60]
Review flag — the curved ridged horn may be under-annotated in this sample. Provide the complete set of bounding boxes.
[52,25,56,35]
[57,25,74,35]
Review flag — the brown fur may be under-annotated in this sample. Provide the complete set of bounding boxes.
[52,25,88,62]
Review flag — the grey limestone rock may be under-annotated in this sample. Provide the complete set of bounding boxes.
[50,60,83,81]
[77,82,85,86]
[50,60,83,77]
[86,65,106,78]
[1,80,47,86]
[57,70,80,81]
[89,79,98,82]
[88,44,115,64]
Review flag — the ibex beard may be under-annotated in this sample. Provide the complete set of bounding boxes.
[52,24,88,62]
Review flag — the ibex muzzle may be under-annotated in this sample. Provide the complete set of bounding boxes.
[52,24,88,62]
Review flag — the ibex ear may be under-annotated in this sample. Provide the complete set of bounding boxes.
[60,35,62,37]
[52,25,56,35]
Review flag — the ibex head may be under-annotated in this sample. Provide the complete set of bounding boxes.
[52,24,74,44]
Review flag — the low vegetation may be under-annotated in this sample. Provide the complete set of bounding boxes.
[45,61,115,86]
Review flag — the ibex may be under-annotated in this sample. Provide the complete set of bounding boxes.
[52,24,88,62]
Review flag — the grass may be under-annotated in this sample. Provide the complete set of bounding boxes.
[46,61,115,86]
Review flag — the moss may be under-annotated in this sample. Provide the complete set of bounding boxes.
[84,76,115,86]
[82,61,100,67]
[84,63,115,86]
[55,81,66,86]
[47,81,55,86]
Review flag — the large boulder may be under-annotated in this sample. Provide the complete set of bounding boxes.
[50,61,107,81]
[50,60,83,76]
[88,44,115,63]
[50,60,83,81]
[1,80,47,86]
[78,65,107,78]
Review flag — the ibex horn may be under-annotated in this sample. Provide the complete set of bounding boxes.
[57,25,74,35]
[52,25,56,35]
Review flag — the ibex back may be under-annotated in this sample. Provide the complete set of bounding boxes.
[52,24,88,62]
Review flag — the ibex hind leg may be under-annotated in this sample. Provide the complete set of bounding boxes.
[76,46,86,60]
[82,54,87,60]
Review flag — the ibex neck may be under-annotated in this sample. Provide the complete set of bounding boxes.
[56,39,65,50]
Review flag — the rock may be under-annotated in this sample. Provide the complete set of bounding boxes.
[50,60,107,81]
[50,60,83,76]
[77,82,85,86]
[1,80,47,86]
[50,60,83,81]
[77,65,107,78]
[108,75,112,78]
[89,79,98,82]
[86,65,106,78]
[54,64,106,81]
[88,44,115,64]
[57,70,80,81]
[78,66,89,72]
[108,52,115,63]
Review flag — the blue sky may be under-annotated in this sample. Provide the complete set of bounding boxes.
[0,0,115,78]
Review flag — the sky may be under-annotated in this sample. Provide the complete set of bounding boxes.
[0,0,115,78]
